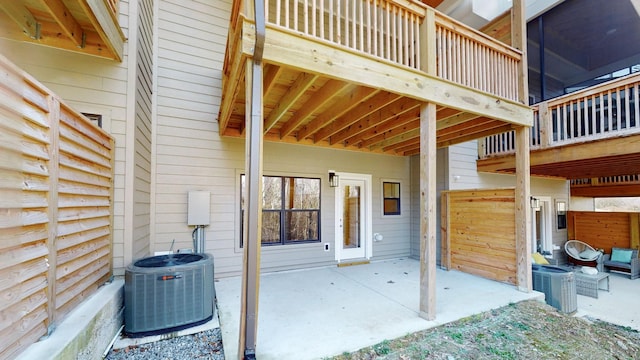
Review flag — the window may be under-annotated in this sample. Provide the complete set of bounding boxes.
[382,181,401,215]
[556,200,567,230]
[82,112,103,128]
[241,175,320,246]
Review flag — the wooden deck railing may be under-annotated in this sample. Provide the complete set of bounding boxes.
[0,55,115,360]
[231,0,523,101]
[435,15,520,101]
[571,174,640,187]
[107,0,119,15]
[267,0,425,69]
[479,72,640,158]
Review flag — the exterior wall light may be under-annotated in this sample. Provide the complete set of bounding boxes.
[328,170,339,187]
[530,196,540,209]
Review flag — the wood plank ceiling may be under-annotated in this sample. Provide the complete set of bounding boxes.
[0,0,124,60]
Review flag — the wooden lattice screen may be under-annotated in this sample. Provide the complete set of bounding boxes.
[0,54,115,360]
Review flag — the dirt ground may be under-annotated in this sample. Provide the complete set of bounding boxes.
[330,300,640,360]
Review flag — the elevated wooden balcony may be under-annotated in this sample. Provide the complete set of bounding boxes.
[478,73,640,191]
[219,0,532,155]
[0,0,125,61]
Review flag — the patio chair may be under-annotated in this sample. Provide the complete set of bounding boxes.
[564,240,604,272]
[602,247,640,280]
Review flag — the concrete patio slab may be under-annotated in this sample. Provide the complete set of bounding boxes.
[215,258,544,360]
[575,273,640,331]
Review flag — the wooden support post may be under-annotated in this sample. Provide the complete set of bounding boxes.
[630,213,640,249]
[238,60,264,360]
[513,0,532,292]
[419,102,437,320]
[511,0,528,105]
[537,101,550,148]
[420,8,436,76]
[515,125,531,292]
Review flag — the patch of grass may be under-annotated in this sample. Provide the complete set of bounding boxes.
[445,329,464,343]
[486,345,516,359]
[512,321,530,331]
[373,340,391,355]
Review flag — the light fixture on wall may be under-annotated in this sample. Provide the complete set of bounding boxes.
[328,170,339,187]
[530,196,540,209]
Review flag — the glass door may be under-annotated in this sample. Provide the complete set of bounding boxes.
[336,178,366,260]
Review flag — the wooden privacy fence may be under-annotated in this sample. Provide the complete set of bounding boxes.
[0,55,115,360]
[567,211,640,253]
[441,188,517,285]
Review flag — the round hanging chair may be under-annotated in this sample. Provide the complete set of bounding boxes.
[564,240,601,261]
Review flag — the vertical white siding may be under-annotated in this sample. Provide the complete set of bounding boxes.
[131,0,155,261]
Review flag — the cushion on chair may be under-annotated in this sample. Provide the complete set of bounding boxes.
[579,248,600,260]
[532,252,550,265]
[567,247,579,259]
[581,266,598,275]
[611,248,633,264]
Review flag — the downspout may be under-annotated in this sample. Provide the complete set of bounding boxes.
[242,0,265,359]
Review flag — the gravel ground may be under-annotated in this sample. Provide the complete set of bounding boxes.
[105,328,225,360]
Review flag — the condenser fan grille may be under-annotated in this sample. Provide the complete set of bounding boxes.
[124,253,214,337]
[134,253,204,268]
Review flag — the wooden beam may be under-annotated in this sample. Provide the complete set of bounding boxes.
[571,184,640,198]
[345,111,419,147]
[315,91,401,143]
[41,0,84,47]
[330,97,419,144]
[255,26,533,127]
[631,213,640,250]
[0,2,39,39]
[296,87,378,140]
[437,111,482,130]
[367,122,420,150]
[515,125,531,292]
[279,79,349,138]
[79,0,126,61]
[477,134,640,174]
[264,72,318,132]
[511,0,528,104]
[419,102,437,320]
[262,64,282,98]
[219,31,247,133]
[439,123,514,149]
[383,136,420,153]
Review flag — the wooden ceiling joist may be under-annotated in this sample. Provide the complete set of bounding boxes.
[0,0,125,60]
[330,97,420,145]
[279,79,349,138]
[42,0,84,46]
[315,91,402,143]
[344,110,419,148]
[0,2,39,38]
[264,72,319,132]
[361,118,421,149]
[295,87,379,141]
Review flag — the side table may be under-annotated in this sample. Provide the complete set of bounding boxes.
[573,271,610,299]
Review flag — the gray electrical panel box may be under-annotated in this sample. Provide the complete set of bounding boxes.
[188,191,210,226]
